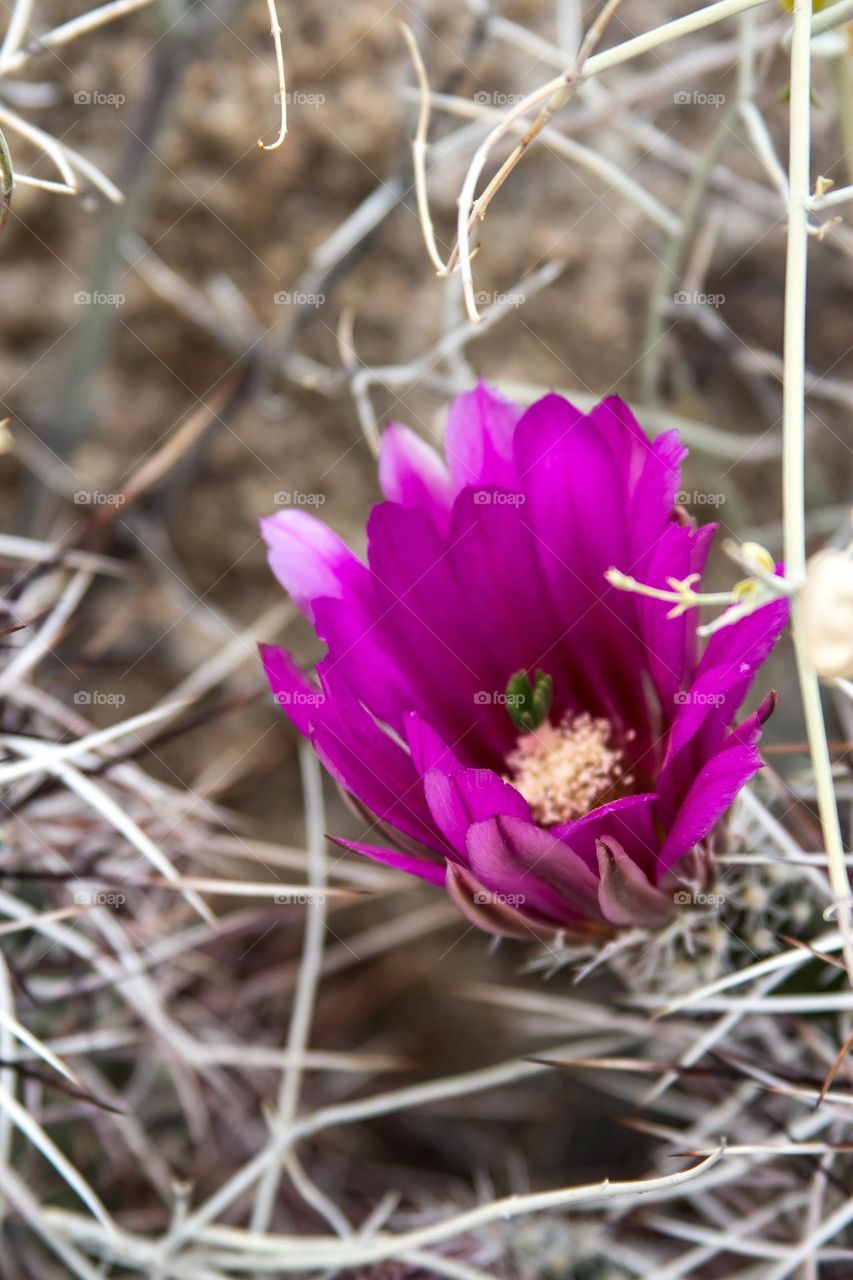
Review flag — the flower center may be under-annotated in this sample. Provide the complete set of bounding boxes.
[505,713,630,827]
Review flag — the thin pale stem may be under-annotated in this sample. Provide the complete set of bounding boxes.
[258,0,287,150]
[452,0,771,321]
[399,22,449,274]
[250,745,328,1231]
[0,0,33,70]
[0,0,156,75]
[782,0,853,985]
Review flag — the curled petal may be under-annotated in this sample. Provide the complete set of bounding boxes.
[445,863,563,941]
[466,816,603,922]
[596,836,674,928]
[424,768,531,849]
[553,793,659,879]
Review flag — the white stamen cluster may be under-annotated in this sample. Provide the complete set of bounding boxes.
[505,712,628,827]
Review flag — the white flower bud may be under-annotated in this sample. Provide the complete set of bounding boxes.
[801,547,853,679]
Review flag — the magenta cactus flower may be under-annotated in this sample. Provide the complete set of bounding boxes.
[260,387,787,940]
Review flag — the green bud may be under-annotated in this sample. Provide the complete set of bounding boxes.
[505,668,553,733]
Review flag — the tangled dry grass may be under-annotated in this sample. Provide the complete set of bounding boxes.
[0,0,852,1276]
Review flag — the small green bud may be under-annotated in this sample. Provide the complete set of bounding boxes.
[506,668,553,733]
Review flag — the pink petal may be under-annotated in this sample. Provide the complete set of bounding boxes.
[378,423,453,531]
[330,837,447,885]
[260,510,361,620]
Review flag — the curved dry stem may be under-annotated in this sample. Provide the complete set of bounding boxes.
[399,21,449,274]
[258,0,287,151]
[450,0,772,322]
[48,1150,724,1272]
